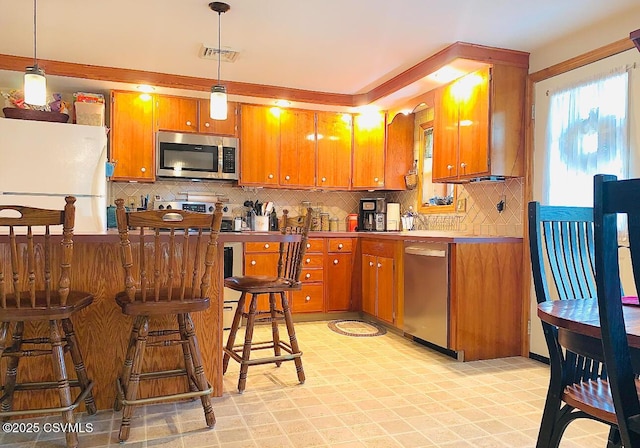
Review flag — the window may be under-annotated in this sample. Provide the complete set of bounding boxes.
[545,68,629,206]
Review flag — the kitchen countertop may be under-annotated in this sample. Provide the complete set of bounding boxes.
[28,230,520,244]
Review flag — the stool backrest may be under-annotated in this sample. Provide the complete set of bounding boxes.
[593,174,640,447]
[0,196,76,308]
[277,208,313,283]
[115,199,223,302]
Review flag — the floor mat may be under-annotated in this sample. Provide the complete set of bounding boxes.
[327,319,387,337]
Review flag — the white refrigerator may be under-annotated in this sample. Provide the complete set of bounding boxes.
[0,118,108,234]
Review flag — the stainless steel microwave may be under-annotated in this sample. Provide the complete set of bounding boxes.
[156,131,238,180]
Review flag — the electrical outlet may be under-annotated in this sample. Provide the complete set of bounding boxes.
[496,195,506,213]
[127,196,137,208]
[456,198,467,213]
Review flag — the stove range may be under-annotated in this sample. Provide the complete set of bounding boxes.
[154,201,243,231]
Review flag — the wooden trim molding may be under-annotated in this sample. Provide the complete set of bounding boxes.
[0,42,528,108]
[529,38,635,83]
[632,29,640,52]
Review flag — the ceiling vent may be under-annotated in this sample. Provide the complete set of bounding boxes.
[199,44,239,63]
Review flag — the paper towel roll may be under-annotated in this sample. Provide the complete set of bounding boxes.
[386,203,401,231]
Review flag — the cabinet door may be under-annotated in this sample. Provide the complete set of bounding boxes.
[156,96,198,133]
[432,85,459,182]
[457,67,490,178]
[199,99,237,136]
[325,252,353,312]
[385,112,414,190]
[280,109,316,187]
[243,252,280,311]
[361,254,377,316]
[240,104,280,186]
[110,91,155,182]
[352,112,386,189]
[376,256,395,324]
[316,112,352,189]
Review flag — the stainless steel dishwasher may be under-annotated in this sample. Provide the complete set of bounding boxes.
[403,241,449,349]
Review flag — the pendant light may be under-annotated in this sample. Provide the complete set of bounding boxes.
[24,0,46,106]
[209,2,230,120]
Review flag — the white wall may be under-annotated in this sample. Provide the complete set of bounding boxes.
[528,11,640,357]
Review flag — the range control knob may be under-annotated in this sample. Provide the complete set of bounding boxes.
[222,205,229,213]
[166,205,172,210]
[209,206,214,212]
[158,205,165,210]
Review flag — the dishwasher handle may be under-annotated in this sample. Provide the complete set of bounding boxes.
[404,246,447,257]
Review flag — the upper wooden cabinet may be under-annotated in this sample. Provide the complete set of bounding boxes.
[352,112,386,189]
[198,99,238,136]
[155,95,237,136]
[432,65,525,183]
[156,96,198,133]
[385,112,415,191]
[240,104,280,186]
[110,91,155,182]
[316,112,352,189]
[279,109,316,187]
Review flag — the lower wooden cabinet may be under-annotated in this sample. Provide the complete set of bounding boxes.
[325,238,354,312]
[243,242,280,311]
[293,238,323,313]
[292,284,324,313]
[361,239,399,325]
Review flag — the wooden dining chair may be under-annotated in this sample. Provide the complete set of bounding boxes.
[528,201,621,447]
[222,208,312,393]
[113,199,222,442]
[593,174,640,448]
[0,197,96,448]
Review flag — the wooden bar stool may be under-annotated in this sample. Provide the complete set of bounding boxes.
[223,209,312,393]
[113,199,222,442]
[0,197,96,448]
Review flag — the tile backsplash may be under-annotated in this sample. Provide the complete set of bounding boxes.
[110,177,523,236]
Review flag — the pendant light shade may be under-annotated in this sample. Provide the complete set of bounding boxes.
[210,85,228,120]
[24,0,46,106]
[209,2,230,120]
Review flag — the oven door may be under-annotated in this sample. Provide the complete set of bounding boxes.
[223,242,243,330]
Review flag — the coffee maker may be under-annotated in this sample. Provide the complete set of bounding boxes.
[358,198,386,231]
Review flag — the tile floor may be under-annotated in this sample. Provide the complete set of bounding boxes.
[2,321,610,447]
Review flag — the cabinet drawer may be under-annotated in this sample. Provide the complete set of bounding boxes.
[304,238,324,253]
[328,238,353,253]
[292,284,324,313]
[361,239,396,258]
[301,268,324,283]
[245,241,279,253]
[301,254,323,269]
[244,253,280,276]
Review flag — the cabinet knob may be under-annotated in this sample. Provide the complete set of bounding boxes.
[460,162,467,168]
[338,243,343,249]
[374,177,379,182]
[305,258,311,263]
[306,243,311,249]
[305,296,311,302]
[204,122,210,127]
[140,167,146,173]
[321,177,327,182]
[250,260,256,266]
[186,121,192,126]
[268,174,274,179]
[285,175,290,180]
[305,273,311,279]
[333,259,339,265]
[369,261,374,267]
[447,165,453,170]
[377,263,382,268]
[264,243,270,249]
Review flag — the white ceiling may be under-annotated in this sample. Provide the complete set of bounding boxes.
[0,0,639,109]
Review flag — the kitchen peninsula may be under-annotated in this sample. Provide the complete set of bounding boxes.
[0,230,521,411]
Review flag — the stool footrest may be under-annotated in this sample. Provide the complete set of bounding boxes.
[224,341,302,367]
[0,380,94,417]
[116,377,211,407]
